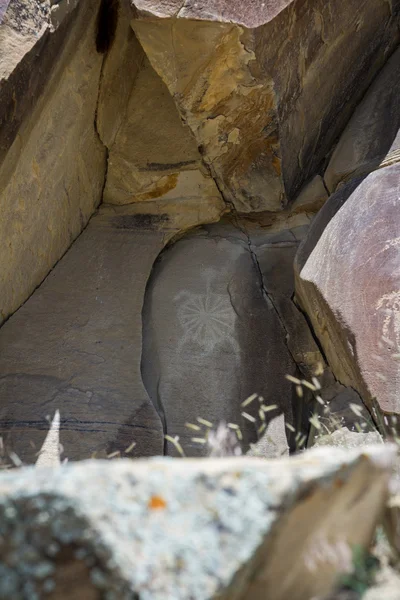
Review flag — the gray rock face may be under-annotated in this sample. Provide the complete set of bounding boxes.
[307,384,378,446]
[0,212,165,462]
[142,218,322,456]
[247,414,289,458]
[0,445,394,600]
[295,163,400,415]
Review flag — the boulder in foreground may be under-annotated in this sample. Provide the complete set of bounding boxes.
[0,445,395,599]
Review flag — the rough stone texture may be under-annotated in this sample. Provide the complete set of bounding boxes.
[325,45,400,192]
[0,445,395,600]
[0,0,11,23]
[131,17,282,213]
[291,175,329,215]
[96,0,144,150]
[133,0,294,27]
[314,427,383,449]
[0,0,106,324]
[100,196,226,243]
[247,414,289,458]
[308,384,378,446]
[295,163,400,414]
[132,0,400,212]
[0,211,166,463]
[250,223,324,379]
[364,567,400,600]
[141,218,320,456]
[96,5,225,229]
[49,0,80,28]
[102,55,223,215]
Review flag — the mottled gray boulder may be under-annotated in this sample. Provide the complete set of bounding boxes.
[325,45,400,192]
[314,427,383,449]
[0,445,395,600]
[295,163,400,415]
[364,567,400,600]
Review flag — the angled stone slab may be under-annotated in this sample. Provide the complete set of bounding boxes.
[325,46,400,192]
[133,0,294,27]
[0,211,165,462]
[295,163,400,415]
[131,0,399,212]
[0,445,394,599]
[0,0,106,323]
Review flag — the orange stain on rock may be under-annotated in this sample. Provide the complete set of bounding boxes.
[148,495,167,510]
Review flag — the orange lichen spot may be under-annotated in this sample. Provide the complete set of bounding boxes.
[148,495,167,510]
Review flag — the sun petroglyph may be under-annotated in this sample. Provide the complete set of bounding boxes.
[175,274,240,357]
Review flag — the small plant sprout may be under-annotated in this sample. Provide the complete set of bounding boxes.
[190,437,207,445]
[124,441,137,454]
[185,422,201,432]
[107,450,121,459]
[196,417,213,428]
[165,435,186,457]
[241,393,258,408]
[241,412,256,423]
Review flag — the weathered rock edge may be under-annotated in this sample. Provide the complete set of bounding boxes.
[0,445,395,600]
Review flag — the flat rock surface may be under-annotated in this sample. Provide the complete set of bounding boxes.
[0,212,165,462]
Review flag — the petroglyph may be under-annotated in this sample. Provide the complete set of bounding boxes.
[376,290,400,352]
[174,268,240,358]
[175,288,239,356]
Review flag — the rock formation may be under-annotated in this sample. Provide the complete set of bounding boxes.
[295,163,400,415]
[1,0,400,596]
[0,0,399,458]
[132,0,400,211]
[0,445,395,599]
[294,33,400,420]
[0,0,106,323]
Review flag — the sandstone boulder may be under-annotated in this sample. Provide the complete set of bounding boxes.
[101,54,223,216]
[0,0,106,324]
[131,0,400,211]
[295,163,400,415]
[0,445,395,599]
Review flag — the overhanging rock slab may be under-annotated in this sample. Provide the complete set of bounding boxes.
[131,0,400,212]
